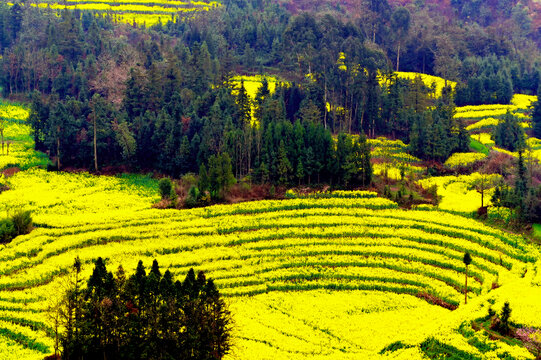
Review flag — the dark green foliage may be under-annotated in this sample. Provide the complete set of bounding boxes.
[420,337,482,360]
[463,252,472,267]
[0,218,15,243]
[198,164,209,193]
[0,210,32,244]
[532,100,541,139]
[498,302,512,336]
[454,57,516,106]
[10,210,32,236]
[379,341,413,354]
[276,140,292,185]
[58,258,232,360]
[343,133,372,187]
[158,178,174,200]
[492,112,525,152]
[185,186,201,208]
[208,153,236,200]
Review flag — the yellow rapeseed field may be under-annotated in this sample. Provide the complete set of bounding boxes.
[1,101,540,359]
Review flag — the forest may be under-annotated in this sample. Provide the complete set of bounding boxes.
[0,1,538,213]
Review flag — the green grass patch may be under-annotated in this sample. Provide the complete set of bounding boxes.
[533,224,541,239]
[379,341,414,354]
[420,337,482,360]
[470,138,490,155]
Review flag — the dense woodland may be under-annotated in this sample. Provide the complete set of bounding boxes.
[0,0,540,208]
[55,258,231,360]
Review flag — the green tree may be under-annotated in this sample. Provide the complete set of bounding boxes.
[236,80,252,125]
[276,140,292,184]
[57,258,232,359]
[208,153,236,200]
[463,252,472,304]
[497,302,512,336]
[113,119,136,162]
[456,118,470,152]
[178,135,192,175]
[390,7,411,72]
[532,100,541,139]
[198,163,209,193]
[493,115,522,153]
[296,159,304,185]
[158,178,174,200]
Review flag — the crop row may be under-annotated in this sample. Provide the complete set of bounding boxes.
[0,217,519,285]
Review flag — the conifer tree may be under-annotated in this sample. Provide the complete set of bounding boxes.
[463,252,472,304]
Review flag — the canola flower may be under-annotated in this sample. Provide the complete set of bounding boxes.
[230,75,279,100]
[393,72,457,98]
[0,112,540,359]
[372,163,424,180]
[0,182,539,360]
[23,1,221,26]
[0,103,50,171]
[417,173,502,214]
[0,103,29,121]
[466,117,501,131]
[455,94,536,120]
[471,132,495,146]
[444,152,487,168]
[455,108,511,119]
[511,94,538,109]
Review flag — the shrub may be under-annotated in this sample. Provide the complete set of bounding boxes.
[158,178,174,200]
[0,218,15,243]
[11,210,32,236]
[0,210,33,243]
[185,186,200,208]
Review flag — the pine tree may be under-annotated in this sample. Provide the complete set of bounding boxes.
[236,80,252,125]
[198,163,209,193]
[456,118,470,152]
[499,302,512,336]
[296,159,304,185]
[276,140,292,184]
[493,111,525,152]
[532,100,541,138]
[220,153,236,193]
[304,146,315,184]
[359,132,372,186]
[463,252,472,304]
[178,135,191,175]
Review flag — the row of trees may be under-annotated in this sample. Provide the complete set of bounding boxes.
[54,258,231,359]
[1,0,540,101]
[0,1,538,187]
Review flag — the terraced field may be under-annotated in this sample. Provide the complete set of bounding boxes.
[0,176,540,359]
[1,94,541,359]
[27,0,220,26]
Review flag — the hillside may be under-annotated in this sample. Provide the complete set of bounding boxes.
[1,178,541,359]
[1,100,541,359]
[0,0,541,358]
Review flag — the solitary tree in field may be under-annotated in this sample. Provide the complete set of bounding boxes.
[468,174,498,209]
[463,252,472,304]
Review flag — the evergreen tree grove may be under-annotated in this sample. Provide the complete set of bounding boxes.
[57,258,232,360]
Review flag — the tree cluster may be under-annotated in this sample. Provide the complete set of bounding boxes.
[57,258,231,360]
[492,111,526,152]
[492,150,541,223]
[0,1,538,187]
